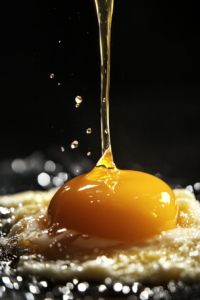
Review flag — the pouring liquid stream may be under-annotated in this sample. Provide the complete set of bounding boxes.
[44,0,178,257]
[95,0,115,169]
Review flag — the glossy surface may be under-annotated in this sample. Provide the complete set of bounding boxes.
[47,166,178,242]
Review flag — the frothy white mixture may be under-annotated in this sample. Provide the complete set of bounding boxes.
[1,188,200,283]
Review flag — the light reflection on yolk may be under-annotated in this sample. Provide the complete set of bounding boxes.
[47,164,178,242]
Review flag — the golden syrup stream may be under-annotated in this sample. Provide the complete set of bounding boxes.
[94,0,115,169]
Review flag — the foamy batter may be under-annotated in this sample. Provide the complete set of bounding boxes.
[0,188,200,283]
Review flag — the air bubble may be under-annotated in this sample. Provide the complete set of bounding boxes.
[105,277,112,285]
[113,282,123,292]
[61,147,65,152]
[87,152,91,156]
[50,73,54,79]
[194,182,200,191]
[99,285,107,292]
[122,286,130,294]
[73,278,78,285]
[58,40,61,43]
[140,290,149,300]
[53,176,64,187]
[17,276,23,282]
[71,141,79,149]
[105,129,108,134]
[40,281,48,288]
[75,104,80,108]
[103,98,106,102]
[44,160,56,172]
[86,128,92,134]
[58,83,61,86]
[77,283,87,292]
[37,173,51,187]
[75,96,83,104]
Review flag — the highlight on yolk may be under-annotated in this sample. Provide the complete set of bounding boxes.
[47,150,178,243]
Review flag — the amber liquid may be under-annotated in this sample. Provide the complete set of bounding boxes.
[47,0,178,249]
[94,0,115,169]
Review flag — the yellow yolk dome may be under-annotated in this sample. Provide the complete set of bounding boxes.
[47,166,178,242]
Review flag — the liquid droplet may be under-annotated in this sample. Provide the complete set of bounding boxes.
[58,83,61,86]
[86,128,92,134]
[75,96,83,104]
[87,152,91,156]
[50,73,54,79]
[75,104,80,108]
[103,98,106,102]
[61,147,65,152]
[71,141,79,149]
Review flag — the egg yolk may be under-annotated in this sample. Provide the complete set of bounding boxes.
[47,158,178,242]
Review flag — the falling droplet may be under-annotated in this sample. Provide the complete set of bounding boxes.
[75,104,80,108]
[58,83,61,86]
[105,129,108,134]
[86,128,92,134]
[50,73,54,79]
[71,141,79,149]
[103,98,106,102]
[87,152,91,156]
[75,96,83,104]
[61,147,65,152]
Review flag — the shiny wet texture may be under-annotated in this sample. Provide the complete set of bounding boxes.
[47,166,178,242]
[1,188,200,283]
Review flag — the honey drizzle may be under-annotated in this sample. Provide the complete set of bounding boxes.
[94,0,115,169]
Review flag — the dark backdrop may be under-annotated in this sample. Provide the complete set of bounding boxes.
[1,1,200,183]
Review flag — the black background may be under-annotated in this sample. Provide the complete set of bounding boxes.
[1,1,200,182]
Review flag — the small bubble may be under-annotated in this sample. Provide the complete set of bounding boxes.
[61,146,65,152]
[58,83,61,86]
[73,278,78,285]
[50,73,54,79]
[122,286,130,294]
[58,40,61,43]
[2,276,10,284]
[113,282,123,292]
[78,283,87,292]
[53,176,64,187]
[186,185,193,193]
[86,128,92,134]
[37,173,51,187]
[58,172,68,181]
[87,152,91,156]
[29,284,40,294]
[194,182,200,191]
[44,160,56,172]
[103,98,106,102]
[66,282,74,290]
[75,103,80,108]
[99,285,107,292]
[105,129,108,134]
[71,141,79,149]
[13,282,19,290]
[40,281,48,288]
[17,276,23,282]
[140,290,149,300]
[105,277,112,285]
[75,96,83,104]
